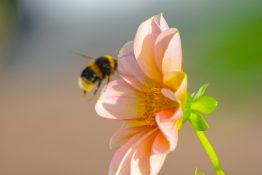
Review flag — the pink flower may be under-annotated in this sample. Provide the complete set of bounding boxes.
[95,14,187,175]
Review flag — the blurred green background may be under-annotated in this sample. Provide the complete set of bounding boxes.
[0,0,261,174]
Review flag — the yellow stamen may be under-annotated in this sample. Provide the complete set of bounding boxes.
[143,87,170,125]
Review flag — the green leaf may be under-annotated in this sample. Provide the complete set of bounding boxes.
[182,93,193,124]
[190,112,209,131]
[191,96,218,115]
[193,84,209,100]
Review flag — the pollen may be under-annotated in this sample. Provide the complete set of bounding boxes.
[143,87,171,125]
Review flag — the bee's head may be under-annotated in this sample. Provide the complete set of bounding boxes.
[113,58,118,72]
[78,77,94,96]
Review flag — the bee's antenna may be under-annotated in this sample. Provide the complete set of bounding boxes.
[74,52,94,60]
[117,54,130,59]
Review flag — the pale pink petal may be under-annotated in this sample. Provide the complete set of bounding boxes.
[153,13,169,31]
[154,29,177,70]
[130,145,151,175]
[155,109,181,151]
[154,28,182,74]
[109,127,158,175]
[130,128,158,175]
[161,88,179,103]
[109,137,135,175]
[110,126,147,149]
[131,151,166,175]
[130,153,142,175]
[118,41,154,91]
[134,15,168,83]
[95,80,145,120]
[150,152,167,175]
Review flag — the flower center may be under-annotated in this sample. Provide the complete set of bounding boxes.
[143,87,170,124]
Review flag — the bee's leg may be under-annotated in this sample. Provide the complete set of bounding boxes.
[80,90,87,100]
[93,80,102,95]
[107,76,111,84]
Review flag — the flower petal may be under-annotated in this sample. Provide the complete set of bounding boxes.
[130,142,151,175]
[130,128,159,175]
[118,41,154,91]
[155,109,181,151]
[95,80,145,120]
[152,132,170,154]
[109,127,158,175]
[110,126,147,149]
[175,74,188,105]
[161,88,179,103]
[134,14,168,83]
[109,133,141,175]
[154,28,182,74]
[130,153,142,175]
[163,71,187,104]
[163,71,186,94]
[150,151,167,175]
[153,13,169,30]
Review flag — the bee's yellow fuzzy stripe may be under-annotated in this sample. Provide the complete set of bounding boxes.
[87,64,103,79]
[104,55,115,72]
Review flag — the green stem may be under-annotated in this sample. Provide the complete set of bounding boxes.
[194,129,225,175]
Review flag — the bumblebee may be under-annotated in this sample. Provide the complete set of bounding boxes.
[78,54,117,95]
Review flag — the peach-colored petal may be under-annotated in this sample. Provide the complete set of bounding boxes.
[134,15,168,83]
[95,80,145,120]
[163,71,186,93]
[152,132,170,154]
[110,126,147,149]
[118,41,154,91]
[155,109,180,151]
[121,120,153,128]
[163,71,187,105]
[109,127,158,175]
[175,73,188,105]
[154,28,182,74]
[170,108,183,121]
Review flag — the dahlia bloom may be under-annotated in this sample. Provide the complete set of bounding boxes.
[95,14,187,175]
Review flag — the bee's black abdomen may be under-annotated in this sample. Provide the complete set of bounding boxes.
[95,57,111,78]
[81,68,99,83]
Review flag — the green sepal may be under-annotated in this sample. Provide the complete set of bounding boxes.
[182,93,193,124]
[195,168,206,175]
[195,168,199,175]
[192,84,209,100]
[191,96,218,115]
[190,112,209,131]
